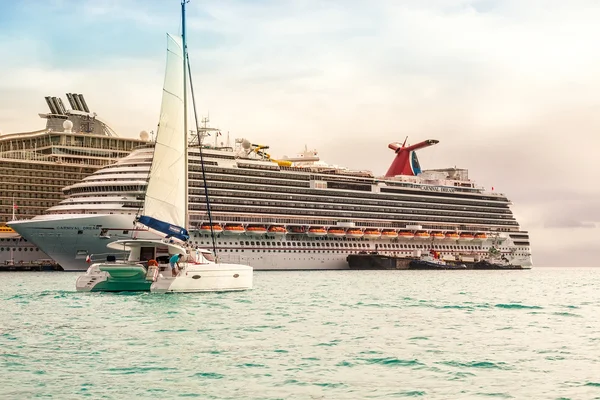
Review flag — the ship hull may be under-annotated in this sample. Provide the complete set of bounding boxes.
[10,214,533,271]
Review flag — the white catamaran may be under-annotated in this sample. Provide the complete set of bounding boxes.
[76,2,253,293]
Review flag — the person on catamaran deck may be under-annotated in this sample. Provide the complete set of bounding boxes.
[169,253,184,277]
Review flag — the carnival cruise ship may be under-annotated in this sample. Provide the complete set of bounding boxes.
[9,130,533,271]
[0,94,149,266]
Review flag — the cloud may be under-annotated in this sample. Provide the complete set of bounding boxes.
[544,220,596,229]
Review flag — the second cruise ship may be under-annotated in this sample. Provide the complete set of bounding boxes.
[1,93,148,266]
[9,127,533,271]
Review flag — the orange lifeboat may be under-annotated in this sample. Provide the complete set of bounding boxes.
[346,228,364,238]
[445,232,459,240]
[199,223,223,235]
[0,225,19,239]
[398,231,414,240]
[327,228,346,238]
[474,232,488,241]
[459,232,474,241]
[381,229,398,239]
[268,225,286,236]
[414,231,430,240]
[307,227,327,237]
[363,229,381,240]
[223,224,245,235]
[431,231,445,240]
[246,225,267,236]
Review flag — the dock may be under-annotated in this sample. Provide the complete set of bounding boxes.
[347,253,530,270]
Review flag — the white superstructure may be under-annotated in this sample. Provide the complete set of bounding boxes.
[9,136,533,271]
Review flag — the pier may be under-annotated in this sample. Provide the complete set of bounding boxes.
[0,261,63,272]
[347,253,530,270]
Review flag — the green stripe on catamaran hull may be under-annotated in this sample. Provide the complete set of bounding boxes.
[89,280,152,292]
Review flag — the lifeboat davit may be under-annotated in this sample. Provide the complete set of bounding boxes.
[398,231,414,240]
[327,228,346,238]
[223,224,245,235]
[459,232,474,241]
[445,232,459,240]
[307,227,327,237]
[199,223,223,235]
[431,231,445,240]
[287,226,305,235]
[381,229,398,239]
[474,232,488,241]
[246,225,267,236]
[346,228,364,238]
[268,225,286,236]
[363,229,381,240]
[414,231,430,240]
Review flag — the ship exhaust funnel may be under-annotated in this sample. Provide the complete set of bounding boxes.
[56,98,67,114]
[77,94,90,112]
[385,139,439,177]
[66,93,78,110]
[50,97,64,115]
[45,96,58,114]
[73,94,84,111]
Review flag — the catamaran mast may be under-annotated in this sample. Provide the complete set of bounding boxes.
[182,0,189,231]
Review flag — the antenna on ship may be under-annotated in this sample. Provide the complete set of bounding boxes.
[11,196,17,221]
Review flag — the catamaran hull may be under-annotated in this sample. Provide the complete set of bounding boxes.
[151,265,253,293]
[76,276,152,292]
[75,263,153,292]
[76,261,252,293]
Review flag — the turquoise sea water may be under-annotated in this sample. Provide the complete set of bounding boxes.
[1,268,600,399]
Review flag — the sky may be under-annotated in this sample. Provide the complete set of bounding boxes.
[1,0,599,267]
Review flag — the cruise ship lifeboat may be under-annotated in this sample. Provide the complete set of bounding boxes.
[199,223,223,235]
[346,228,364,238]
[414,231,430,240]
[363,229,381,240]
[474,232,488,241]
[398,231,414,240]
[380,229,398,239]
[287,226,305,235]
[246,225,267,236]
[445,232,460,240]
[0,225,20,239]
[307,227,327,237]
[223,224,245,235]
[327,228,346,238]
[431,231,445,240]
[268,225,286,236]
[459,232,474,241]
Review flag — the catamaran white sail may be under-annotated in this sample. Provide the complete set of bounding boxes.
[76,4,252,293]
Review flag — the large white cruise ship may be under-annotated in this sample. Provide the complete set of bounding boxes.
[9,132,533,271]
